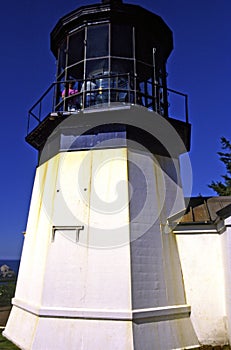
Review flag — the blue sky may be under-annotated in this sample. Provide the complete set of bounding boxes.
[0,0,230,259]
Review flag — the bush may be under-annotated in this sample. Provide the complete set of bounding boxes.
[0,283,16,307]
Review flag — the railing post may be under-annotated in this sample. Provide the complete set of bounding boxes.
[134,74,137,105]
[82,79,85,109]
[52,82,56,113]
[108,73,110,106]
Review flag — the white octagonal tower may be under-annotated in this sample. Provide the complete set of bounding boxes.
[4,0,199,349]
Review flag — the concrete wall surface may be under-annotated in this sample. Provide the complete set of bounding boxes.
[222,217,231,345]
[176,233,228,346]
[4,147,199,349]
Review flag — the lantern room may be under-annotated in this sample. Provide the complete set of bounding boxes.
[50,0,172,113]
[26,0,190,153]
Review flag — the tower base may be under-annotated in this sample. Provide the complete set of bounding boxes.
[4,110,198,349]
[4,303,199,350]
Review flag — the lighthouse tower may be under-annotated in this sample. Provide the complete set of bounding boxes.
[4,0,199,349]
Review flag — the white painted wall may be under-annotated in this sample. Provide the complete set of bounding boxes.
[5,149,133,350]
[221,216,231,344]
[176,232,228,345]
[5,147,199,349]
[128,151,187,309]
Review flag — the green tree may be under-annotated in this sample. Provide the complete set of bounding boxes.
[208,137,231,196]
[0,282,16,307]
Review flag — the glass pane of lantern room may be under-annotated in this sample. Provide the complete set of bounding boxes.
[67,62,84,85]
[86,58,109,78]
[135,28,152,66]
[111,24,133,58]
[111,58,134,76]
[68,29,85,67]
[58,39,67,77]
[86,24,109,58]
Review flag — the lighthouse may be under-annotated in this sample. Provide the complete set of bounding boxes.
[4,0,199,349]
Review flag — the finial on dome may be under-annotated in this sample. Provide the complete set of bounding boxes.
[101,0,123,4]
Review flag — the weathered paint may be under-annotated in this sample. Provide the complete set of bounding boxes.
[128,150,198,348]
[221,216,231,345]
[4,147,199,349]
[176,233,228,345]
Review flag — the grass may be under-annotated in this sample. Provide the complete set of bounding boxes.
[0,331,20,349]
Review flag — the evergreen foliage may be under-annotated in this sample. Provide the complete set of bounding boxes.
[208,137,231,196]
[0,282,16,307]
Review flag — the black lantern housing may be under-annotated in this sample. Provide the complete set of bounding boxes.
[26,0,190,154]
[50,0,172,113]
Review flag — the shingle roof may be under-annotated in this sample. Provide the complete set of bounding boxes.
[181,196,231,224]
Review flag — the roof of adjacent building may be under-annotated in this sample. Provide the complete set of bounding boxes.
[181,196,231,224]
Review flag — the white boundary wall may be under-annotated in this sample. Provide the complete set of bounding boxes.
[176,230,229,346]
[222,216,231,345]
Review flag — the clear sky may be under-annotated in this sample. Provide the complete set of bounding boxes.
[0,0,230,259]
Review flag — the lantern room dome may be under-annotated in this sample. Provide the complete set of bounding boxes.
[50,1,173,62]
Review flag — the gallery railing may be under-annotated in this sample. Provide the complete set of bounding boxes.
[27,73,189,135]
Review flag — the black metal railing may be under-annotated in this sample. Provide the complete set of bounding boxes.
[27,73,189,135]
